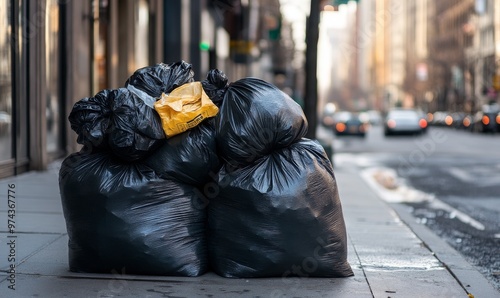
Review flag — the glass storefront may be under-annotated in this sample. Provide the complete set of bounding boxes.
[92,0,109,93]
[46,0,62,154]
[0,0,164,178]
[0,1,13,161]
[136,0,149,68]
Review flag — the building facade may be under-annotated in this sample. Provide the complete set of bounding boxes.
[403,0,430,111]
[427,0,475,112]
[353,0,500,114]
[464,0,497,112]
[0,0,287,178]
[0,0,169,178]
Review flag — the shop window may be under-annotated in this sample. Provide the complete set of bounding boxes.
[0,1,13,161]
[45,0,62,154]
[92,0,109,93]
[136,0,149,68]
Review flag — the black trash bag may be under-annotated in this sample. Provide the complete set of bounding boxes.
[215,78,308,167]
[107,88,165,161]
[124,61,195,98]
[68,89,115,152]
[208,139,353,278]
[201,69,229,106]
[59,151,208,276]
[143,119,221,186]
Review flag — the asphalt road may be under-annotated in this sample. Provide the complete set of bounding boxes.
[323,124,500,292]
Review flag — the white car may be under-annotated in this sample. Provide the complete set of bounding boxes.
[384,109,427,136]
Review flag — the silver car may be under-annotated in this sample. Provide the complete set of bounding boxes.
[384,109,427,136]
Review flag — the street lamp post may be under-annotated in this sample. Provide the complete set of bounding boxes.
[304,0,321,139]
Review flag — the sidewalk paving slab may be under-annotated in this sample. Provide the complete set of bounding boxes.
[0,159,496,297]
[391,203,500,298]
[336,168,468,298]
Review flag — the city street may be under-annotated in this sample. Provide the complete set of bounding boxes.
[325,123,500,291]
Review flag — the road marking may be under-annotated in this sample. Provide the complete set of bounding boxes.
[361,167,486,231]
[428,200,485,231]
[449,167,500,187]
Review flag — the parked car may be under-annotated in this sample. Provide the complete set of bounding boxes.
[446,112,468,129]
[364,110,383,125]
[497,112,500,133]
[429,111,448,126]
[384,108,427,136]
[416,109,428,133]
[470,104,500,133]
[462,114,473,130]
[332,111,368,137]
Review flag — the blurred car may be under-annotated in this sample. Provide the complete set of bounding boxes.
[416,109,428,133]
[430,111,448,126]
[462,114,473,130]
[445,112,468,129]
[332,111,368,137]
[497,112,500,133]
[321,114,334,128]
[470,104,500,133]
[384,109,427,136]
[364,110,383,125]
[320,102,338,128]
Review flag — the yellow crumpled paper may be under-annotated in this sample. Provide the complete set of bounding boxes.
[154,82,219,138]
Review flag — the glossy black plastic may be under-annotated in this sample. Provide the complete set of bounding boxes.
[208,139,353,278]
[59,151,208,276]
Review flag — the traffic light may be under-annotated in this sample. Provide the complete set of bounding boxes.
[332,0,349,5]
[268,16,281,40]
[199,41,210,51]
[332,0,358,6]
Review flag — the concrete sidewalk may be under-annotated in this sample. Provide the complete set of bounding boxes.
[0,159,498,297]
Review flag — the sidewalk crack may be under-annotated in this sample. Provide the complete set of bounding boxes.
[349,233,375,298]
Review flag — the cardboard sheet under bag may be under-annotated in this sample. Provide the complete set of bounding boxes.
[154,82,219,138]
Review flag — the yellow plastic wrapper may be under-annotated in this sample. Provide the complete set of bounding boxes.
[154,82,219,138]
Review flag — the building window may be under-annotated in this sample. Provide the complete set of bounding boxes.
[0,1,12,161]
